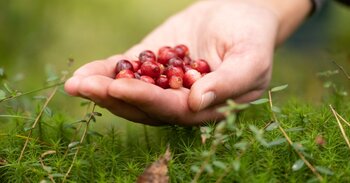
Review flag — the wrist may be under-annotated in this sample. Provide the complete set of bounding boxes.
[252,0,313,44]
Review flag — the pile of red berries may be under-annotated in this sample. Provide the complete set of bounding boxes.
[114,44,211,89]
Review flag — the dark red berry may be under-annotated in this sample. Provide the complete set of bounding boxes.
[158,49,177,65]
[131,60,142,71]
[116,59,133,74]
[139,50,156,63]
[156,75,170,89]
[164,66,184,79]
[140,75,155,84]
[183,69,201,88]
[169,76,183,89]
[168,57,183,67]
[190,59,210,74]
[140,61,161,78]
[174,44,189,59]
[116,69,135,79]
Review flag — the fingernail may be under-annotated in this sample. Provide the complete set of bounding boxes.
[198,92,216,111]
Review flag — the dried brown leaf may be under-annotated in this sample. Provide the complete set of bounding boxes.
[136,147,171,183]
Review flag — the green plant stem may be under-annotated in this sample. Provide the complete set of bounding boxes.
[332,60,350,80]
[0,81,65,103]
[268,91,323,181]
[62,103,97,183]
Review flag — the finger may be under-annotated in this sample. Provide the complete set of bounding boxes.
[107,79,224,126]
[75,75,164,125]
[188,50,272,112]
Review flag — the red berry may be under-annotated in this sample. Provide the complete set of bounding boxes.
[140,75,155,84]
[156,75,170,89]
[158,46,172,55]
[156,62,165,75]
[174,44,189,59]
[168,57,183,67]
[169,76,183,89]
[116,69,135,79]
[131,60,142,71]
[139,50,156,63]
[116,59,133,74]
[140,61,161,78]
[183,69,202,88]
[190,59,210,74]
[158,48,177,65]
[164,66,184,78]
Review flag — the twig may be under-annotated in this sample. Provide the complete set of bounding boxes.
[329,105,350,150]
[62,103,97,183]
[18,85,59,162]
[268,91,323,181]
[39,150,57,183]
[332,60,350,80]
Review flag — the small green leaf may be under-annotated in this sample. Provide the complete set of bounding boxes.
[213,161,226,170]
[250,98,269,105]
[204,164,214,174]
[201,151,210,158]
[315,166,334,176]
[93,112,102,116]
[51,173,65,178]
[323,81,332,88]
[87,130,103,137]
[191,165,200,173]
[232,160,240,171]
[292,159,304,171]
[285,127,305,132]
[68,141,80,149]
[271,106,281,113]
[234,141,248,151]
[44,107,53,117]
[265,122,279,131]
[3,83,13,94]
[271,84,288,92]
[267,138,286,147]
[43,166,52,173]
[236,103,250,110]
[24,127,33,131]
[0,90,6,100]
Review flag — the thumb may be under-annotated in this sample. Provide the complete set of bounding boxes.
[188,52,272,112]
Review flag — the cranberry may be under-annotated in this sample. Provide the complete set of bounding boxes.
[139,50,156,63]
[140,75,155,84]
[164,66,184,79]
[158,48,177,65]
[131,60,142,71]
[116,59,133,74]
[140,61,161,78]
[190,59,210,74]
[156,75,170,89]
[174,44,189,59]
[156,62,165,75]
[168,57,183,67]
[169,76,183,89]
[158,46,172,55]
[183,69,202,88]
[116,69,135,79]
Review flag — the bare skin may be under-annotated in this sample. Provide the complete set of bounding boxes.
[64,0,312,125]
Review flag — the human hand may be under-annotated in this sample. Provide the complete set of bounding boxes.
[64,0,311,125]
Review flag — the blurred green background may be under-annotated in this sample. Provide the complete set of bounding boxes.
[0,0,349,132]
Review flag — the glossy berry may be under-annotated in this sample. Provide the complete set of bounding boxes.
[131,60,142,71]
[158,48,177,65]
[174,44,189,59]
[140,61,161,78]
[158,46,172,55]
[139,50,156,63]
[116,69,135,79]
[156,75,170,89]
[183,69,202,88]
[190,59,210,74]
[140,75,155,84]
[116,59,133,74]
[165,66,184,79]
[168,57,183,67]
[169,76,183,89]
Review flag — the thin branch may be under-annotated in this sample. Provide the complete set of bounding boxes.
[329,105,350,150]
[62,104,97,183]
[18,85,59,162]
[39,150,57,183]
[332,60,350,80]
[268,91,323,181]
